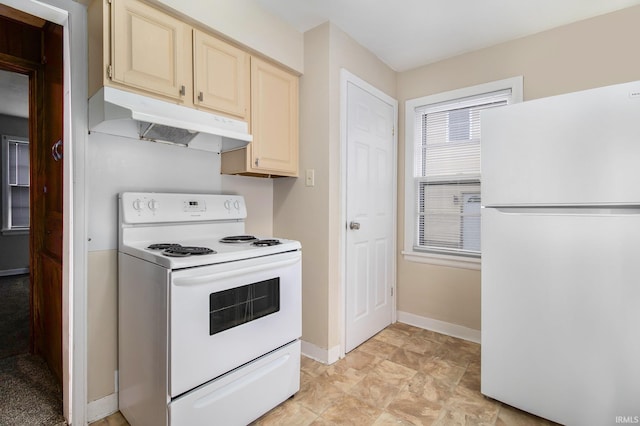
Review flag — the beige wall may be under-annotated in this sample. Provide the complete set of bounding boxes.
[273,22,396,353]
[273,24,331,349]
[87,250,118,401]
[396,5,640,331]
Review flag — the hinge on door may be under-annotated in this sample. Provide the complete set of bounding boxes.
[392,126,395,137]
[391,287,394,297]
[107,65,113,79]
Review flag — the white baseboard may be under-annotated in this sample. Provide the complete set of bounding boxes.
[300,340,341,365]
[0,268,29,277]
[397,311,481,344]
[327,344,341,364]
[87,393,118,423]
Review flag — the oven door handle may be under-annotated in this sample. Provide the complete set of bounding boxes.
[172,254,300,287]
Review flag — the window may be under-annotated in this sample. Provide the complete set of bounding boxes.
[403,77,522,269]
[2,135,30,233]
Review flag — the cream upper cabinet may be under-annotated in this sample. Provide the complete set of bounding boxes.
[251,57,299,176]
[221,57,299,177]
[193,29,249,119]
[111,0,192,102]
[90,0,248,117]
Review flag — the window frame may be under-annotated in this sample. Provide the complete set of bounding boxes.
[2,134,30,235]
[403,77,523,269]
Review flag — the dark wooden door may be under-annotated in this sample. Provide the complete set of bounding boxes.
[32,21,64,384]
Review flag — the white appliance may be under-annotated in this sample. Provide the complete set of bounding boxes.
[118,192,302,426]
[481,80,640,426]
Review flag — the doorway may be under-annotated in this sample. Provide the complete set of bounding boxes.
[0,72,30,359]
[0,7,65,424]
[341,70,398,353]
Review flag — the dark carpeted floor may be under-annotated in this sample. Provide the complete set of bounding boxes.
[0,274,30,359]
[0,274,66,425]
[0,354,66,425]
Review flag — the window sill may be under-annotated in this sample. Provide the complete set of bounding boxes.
[402,250,480,270]
[1,228,30,236]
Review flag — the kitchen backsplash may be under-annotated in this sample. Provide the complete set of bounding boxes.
[87,132,275,251]
[87,132,223,251]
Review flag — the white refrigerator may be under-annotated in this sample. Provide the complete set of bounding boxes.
[481,80,640,426]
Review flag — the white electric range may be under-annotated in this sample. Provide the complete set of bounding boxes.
[117,192,301,426]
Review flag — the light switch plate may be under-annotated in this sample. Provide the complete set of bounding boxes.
[305,169,315,187]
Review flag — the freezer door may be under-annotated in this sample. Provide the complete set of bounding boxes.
[481,207,640,425]
[481,80,640,206]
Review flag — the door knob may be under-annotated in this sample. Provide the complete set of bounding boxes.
[51,139,63,161]
[349,221,360,230]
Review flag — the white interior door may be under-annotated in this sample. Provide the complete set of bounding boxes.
[345,76,396,353]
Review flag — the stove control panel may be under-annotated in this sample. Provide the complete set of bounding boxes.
[184,199,206,213]
[121,192,247,224]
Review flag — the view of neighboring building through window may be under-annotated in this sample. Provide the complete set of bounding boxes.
[405,77,522,263]
[2,135,30,231]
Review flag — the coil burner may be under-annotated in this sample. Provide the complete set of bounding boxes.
[252,239,282,247]
[148,243,215,257]
[148,243,182,250]
[220,235,259,243]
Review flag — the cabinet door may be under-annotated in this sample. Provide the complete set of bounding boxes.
[250,57,299,176]
[111,0,191,101]
[193,29,249,119]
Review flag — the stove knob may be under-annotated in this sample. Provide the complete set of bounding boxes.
[132,198,143,211]
[224,200,231,211]
[233,200,240,211]
[148,199,159,212]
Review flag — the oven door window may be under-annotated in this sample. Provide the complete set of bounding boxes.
[209,278,280,335]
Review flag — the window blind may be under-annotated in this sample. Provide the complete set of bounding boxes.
[3,137,30,230]
[413,89,511,256]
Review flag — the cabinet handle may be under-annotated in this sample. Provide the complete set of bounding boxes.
[198,91,203,102]
[179,85,186,96]
[255,158,259,167]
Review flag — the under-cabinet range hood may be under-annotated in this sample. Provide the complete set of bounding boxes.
[88,87,252,153]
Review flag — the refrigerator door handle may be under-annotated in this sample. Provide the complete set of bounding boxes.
[485,206,640,216]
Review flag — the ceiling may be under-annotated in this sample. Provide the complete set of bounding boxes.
[255,0,640,72]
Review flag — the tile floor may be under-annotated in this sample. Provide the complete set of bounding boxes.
[91,323,557,426]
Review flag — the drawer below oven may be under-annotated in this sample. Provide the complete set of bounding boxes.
[169,340,300,426]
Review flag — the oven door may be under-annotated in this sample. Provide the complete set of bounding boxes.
[169,250,301,397]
